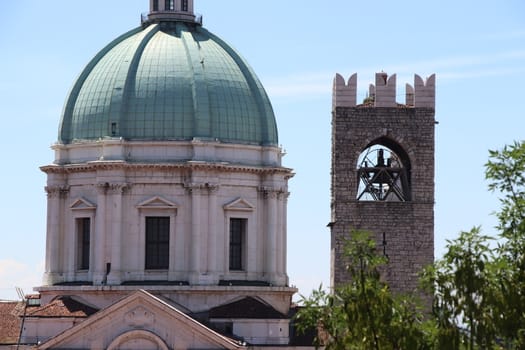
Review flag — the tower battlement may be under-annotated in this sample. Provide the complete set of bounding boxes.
[333,72,436,109]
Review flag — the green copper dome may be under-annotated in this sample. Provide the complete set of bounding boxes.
[59,21,278,146]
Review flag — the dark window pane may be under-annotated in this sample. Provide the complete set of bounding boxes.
[165,0,174,10]
[145,217,170,270]
[77,218,90,270]
[182,0,188,11]
[229,218,246,271]
[153,0,159,11]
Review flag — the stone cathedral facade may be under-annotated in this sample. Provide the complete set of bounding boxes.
[330,72,436,295]
[4,1,308,349]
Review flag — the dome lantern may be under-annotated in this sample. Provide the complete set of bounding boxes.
[146,0,200,25]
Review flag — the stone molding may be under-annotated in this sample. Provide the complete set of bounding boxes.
[137,196,178,210]
[70,197,97,210]
[41,161,293,177]
[223,197,255,212]
[107,330,168,350]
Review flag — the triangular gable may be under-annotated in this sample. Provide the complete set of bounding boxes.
[223,198,255,212]
[70,197,96,210]
[137,196,178,209]
[37,290,245,350]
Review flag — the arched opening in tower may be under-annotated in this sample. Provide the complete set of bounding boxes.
[356,140,411,202]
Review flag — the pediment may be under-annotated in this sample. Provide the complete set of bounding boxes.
[37,290,245,350]
[137,196,178,209]
[70,197,96,210]
[223,198,255,212]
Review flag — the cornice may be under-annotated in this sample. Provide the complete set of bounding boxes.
[40,161,295,177]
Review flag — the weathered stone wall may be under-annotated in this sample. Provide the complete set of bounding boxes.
[331,98,435,296]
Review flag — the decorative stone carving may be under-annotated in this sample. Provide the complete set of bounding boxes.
[124,306,155,327]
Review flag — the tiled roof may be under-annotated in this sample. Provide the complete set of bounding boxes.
[0,302,22,344]
[26,296,98,318]
[209,297,286,319]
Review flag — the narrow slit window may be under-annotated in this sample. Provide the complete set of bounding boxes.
[182,0,188,11]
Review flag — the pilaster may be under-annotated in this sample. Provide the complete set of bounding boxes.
[107,183,130,285]
[259,186,283,285]
[206,184,220,284]
[93,183,108,285]
[185,183,204,284]
[43,185,69,285]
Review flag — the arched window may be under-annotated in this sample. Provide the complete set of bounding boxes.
[356,140,411,201]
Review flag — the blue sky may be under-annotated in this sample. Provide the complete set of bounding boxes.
[0,0,524,300]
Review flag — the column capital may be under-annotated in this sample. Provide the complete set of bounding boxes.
[206,183,220,194]
[258,186,286,199]
[96,182,130,195]
[108,183,130,195]
[45,185,70,198]
[184,182,219,195]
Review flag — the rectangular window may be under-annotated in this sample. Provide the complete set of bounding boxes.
[165,0,174,10]
[182,0,188,11]
[229,218,246,271]
[145,217,170,270]
[77,218,91,270]
[153,0,159,11]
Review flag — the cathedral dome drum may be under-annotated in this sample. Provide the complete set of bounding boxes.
[42,0,291,292]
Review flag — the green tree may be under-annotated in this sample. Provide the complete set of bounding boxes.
[486,141,525,347]
[421,228,497,350]
[421,140,525,349]
[295,231,432,350]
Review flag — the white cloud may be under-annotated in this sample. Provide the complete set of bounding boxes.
[0,259,44,301]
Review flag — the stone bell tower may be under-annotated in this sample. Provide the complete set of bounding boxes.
[330,72,435,295]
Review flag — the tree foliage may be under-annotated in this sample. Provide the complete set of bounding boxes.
[297,141,525,349]
[295,231,432,350]
[421,228,497,349]
[486,141,525,347]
